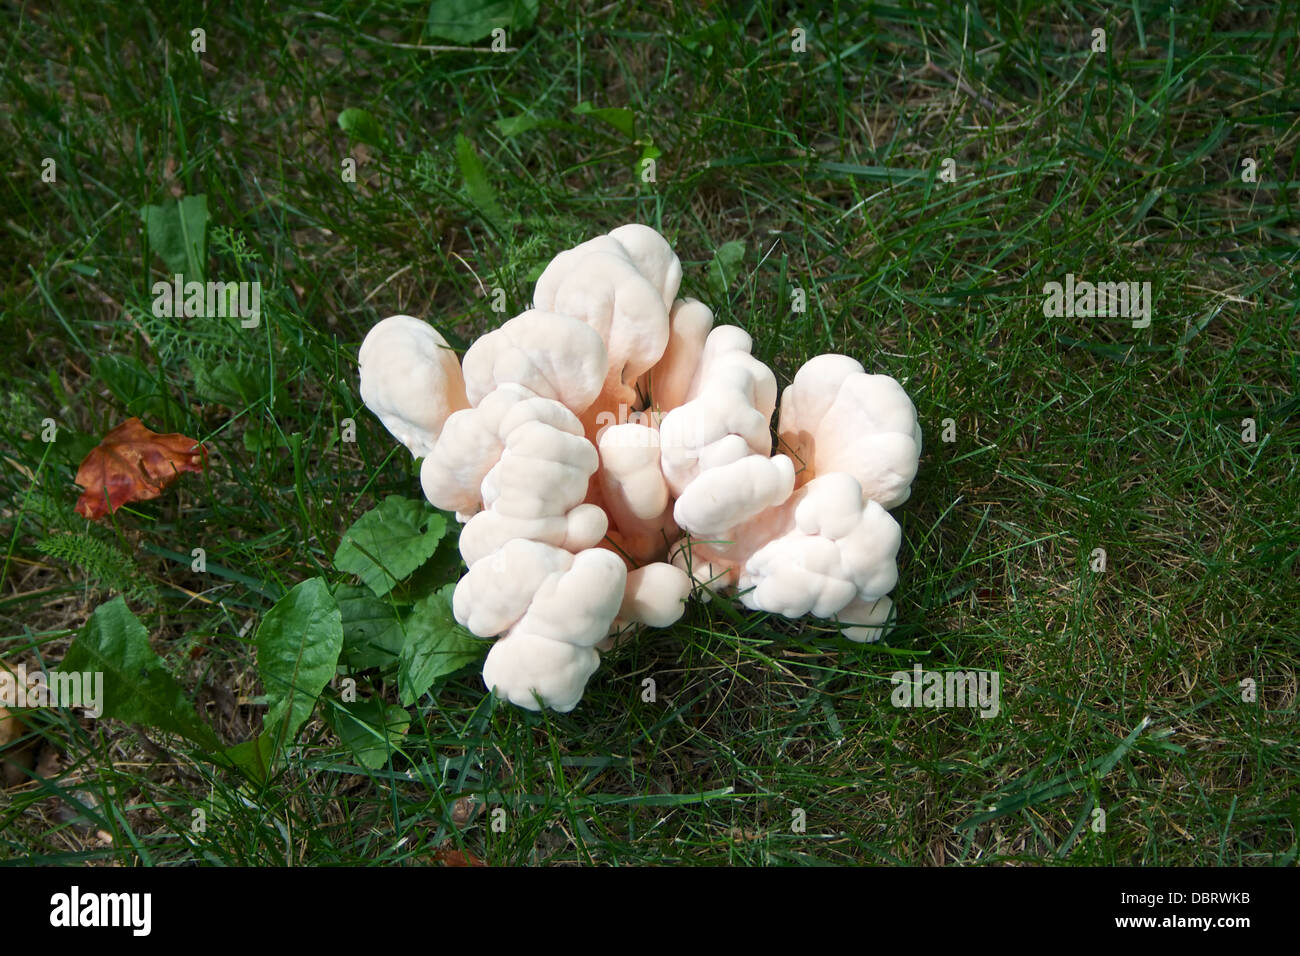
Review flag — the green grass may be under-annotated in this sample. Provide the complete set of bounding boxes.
[1,0,1296,865]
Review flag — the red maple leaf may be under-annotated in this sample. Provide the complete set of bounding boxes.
[74,418,208,520]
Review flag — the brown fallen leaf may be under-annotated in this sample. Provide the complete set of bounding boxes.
[430,845,485,867]
[74,417,207,519]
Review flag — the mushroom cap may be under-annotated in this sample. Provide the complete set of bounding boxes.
[692,326,777,420]
[737,474,901,619]
[777,354,864,432]
[607,223,683,308]
[739,533,859,618]
[481,630,601,712]
[658,325,777,495]
[510,547,628,648]
[673,453,795,539]
[461,310,608,413]
[452,539,574,637]
[534,227,684,410]
[358,315,469,458]
[639,298,714,413]
[475,546,628,712]
[533,225,682,313]
[419,383,583,514]
[838,595,894,643]
[617,562,692,628]
[596,424,675,562]
[531,235,627,310]
[537,251,670,408]
[419,407,502,514]
[778,355,922,508]
[458,503,607,567]
[480,420,599,519]
[597,424,668,520]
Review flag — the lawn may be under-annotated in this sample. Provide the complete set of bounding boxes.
[1,0,1296,865]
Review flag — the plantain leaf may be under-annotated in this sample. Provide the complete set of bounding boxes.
[61,597,220,750]
[256,577,343,751]
[425,0,538,44]
[140,194,208,280]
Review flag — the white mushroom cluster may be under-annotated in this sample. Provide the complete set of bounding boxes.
[358,225,921,712]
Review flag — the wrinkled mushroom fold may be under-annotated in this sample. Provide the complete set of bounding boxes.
[358,224,921,711]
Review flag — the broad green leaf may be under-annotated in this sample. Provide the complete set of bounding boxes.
[707,240,746,301]
[398,584,485,706]
[390,521,464,604]
[333,496,448,596]
[140,194,208,280]
[455,133,505,228]
[573,102,636,138]
[61,597,220,750]
[256,577,343,751]
[338,585,407,671]
[223,733,275,782]
[330,698,410,769]
[634,142,662,180]
[425,0,538,44]
[337,107,385,148]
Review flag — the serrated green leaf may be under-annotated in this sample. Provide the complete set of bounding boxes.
[573,102,636,138]
[337,107,385,148]
[256,577,343,751]
[425,0,538,44]
[60,597,220,750]
[330,697,410,769]
[398,584,485,706]
[707,240,746,301]
[140,194,208,280]
[338,585,408,671]
[389,521,464,604]
[455,133,505,228]
[333,496,448,596]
